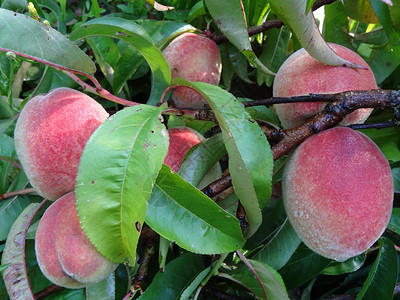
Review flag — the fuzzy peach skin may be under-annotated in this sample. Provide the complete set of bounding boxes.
[35,192,118,288]
[273,43,377,129]
[163,32,222,109]
[55,192,118,285]
[35,193,85,289]
[282,127,393,261]
[14,87,109,200]
[164,126,204,172]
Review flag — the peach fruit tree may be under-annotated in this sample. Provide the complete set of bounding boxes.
[1,0,400,299]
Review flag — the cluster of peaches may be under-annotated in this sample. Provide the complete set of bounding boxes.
[15,31,393,288]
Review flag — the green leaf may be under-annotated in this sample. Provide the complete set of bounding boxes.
[1,202,43,300]
[356,237,398,300]
[146,165,245,254]
[389,0,400,32]
[257,27,291,87]
[0,8,95,74]
[178,134,226,187]
[69,17,171,105]
[112,43,143,94]
[75,105,169,264]
[369,44,400,84]
[352,28,389,46]
[279,245,332,290]
[268,0,364,68]
[321,254,366,275]
[172,79,274,238]
[322,1,353,48]
[86,272,116,300]
[140,20,194,48]
[388,207,400,233]
[86,36,120,85]
[204,0,275,75]
[180,266,212,300]
[342,0,380,24]
[138,253,204,300]
[370,0,394,40]
[253,219,302,271]
[227,259,290,300]
[0,196,31,240]
[359,126,400,163]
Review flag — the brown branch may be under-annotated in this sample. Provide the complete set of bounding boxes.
[124,227,159,299]
[200,89,400,198]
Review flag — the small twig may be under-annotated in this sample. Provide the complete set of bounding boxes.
[124,227,159,299]
[65,71,139,107]
[0,188,36,201]
[348,121,397,130]
[201,174,232,198]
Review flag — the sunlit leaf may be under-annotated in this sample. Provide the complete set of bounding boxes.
[75,105,169,264]
[0,8,95,74]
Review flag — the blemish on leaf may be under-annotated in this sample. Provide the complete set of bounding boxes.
[135,221,142,232]
[386,62,392,68]
[91,180,95,184]
[116,31,129,37]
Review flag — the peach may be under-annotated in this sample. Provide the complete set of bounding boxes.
[164,127,204,172]
[35,192,118,288]
[282,127,393,261]
[273,43,377,128]
[163,32,222,109]
[14,87,109,200]
[35,194,85,289]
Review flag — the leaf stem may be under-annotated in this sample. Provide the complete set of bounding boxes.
[200,253,229,287]
[0,188,36,201]
[65,71,140,107]
[236,249,268,300]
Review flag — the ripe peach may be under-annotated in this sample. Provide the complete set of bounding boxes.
[164,126,204,172]
[14,87,109,200]
[162,32,222,109]
[35,194,84,289]
[273,43,377,128]
[35,192,118,288]
[282,127,393,261]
